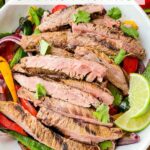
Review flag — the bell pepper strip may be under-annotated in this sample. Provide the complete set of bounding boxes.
[0,56,18,102]
[29,7,41,34]
[123,20,138,30]
[20,98,37,117]
[140,0,150,9]
[0,129,51,150]
[0,113,27,136]
[109,105,119,116]
[123,56,139,74]
[52,5,67,13]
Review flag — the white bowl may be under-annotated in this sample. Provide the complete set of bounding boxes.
[0,2,150,150]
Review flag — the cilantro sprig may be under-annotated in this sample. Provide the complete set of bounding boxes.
[99,141,113,150]
[93,104,110,123]
[121,25,139,39]
[72,10,91,24]
[107,7,122,20]
[35,83,47,99]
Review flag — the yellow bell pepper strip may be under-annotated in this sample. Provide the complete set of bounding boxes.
[0,56,18,102]
[123,20,138,30]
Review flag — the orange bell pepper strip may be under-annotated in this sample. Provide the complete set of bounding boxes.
[0,56,18,102]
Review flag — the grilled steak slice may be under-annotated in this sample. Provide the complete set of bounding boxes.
[92,16,121,29]
[17,87,113,127]
[14,74,100,108]
[0,101,99,150]
[18,55,107,83]
[39,5,106,32]
[75,46,129,95]
[67,32,117,56]
[37,107,123,144]
[50,47,73,57]
[20,31,68,52]
[20,31,116,56]
[72,22,145,59]
[61,79,114,105]
[13,64,68,80]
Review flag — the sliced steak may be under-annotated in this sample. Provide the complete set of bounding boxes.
[50,47,73,57]
[17,87,113,127]
[75,46,129,95]
[61,79,114,105]
[72,22,145,59]
[17,55,107,83]
[39,5,106,32]
[13,64,68,80]
[20,31,117,56]
[20,31,68,52]
[37,107,123,144]
[14,74,100,108]
[92,16,121,29]
[67,32,117,56]
[0,101,99,150]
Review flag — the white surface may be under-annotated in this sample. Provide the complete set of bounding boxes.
[0,1,150,150]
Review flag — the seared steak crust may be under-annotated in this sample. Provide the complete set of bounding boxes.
[37,107,123,144]
[20,31,68,52]
[0,101,99,150]
[72,22,145,59]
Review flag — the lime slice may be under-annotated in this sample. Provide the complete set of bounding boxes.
[115,109,150,132]
[129,73,150,118]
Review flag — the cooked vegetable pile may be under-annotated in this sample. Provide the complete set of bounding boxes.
[0,5,149,150]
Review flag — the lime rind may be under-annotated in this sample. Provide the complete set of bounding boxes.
[115,73,150,132]
[129,74,150,118]
[115,108,150,132]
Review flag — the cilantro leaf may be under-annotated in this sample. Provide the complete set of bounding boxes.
[108,83,123,106]
[143,63,150,83]
[107,7,122,20]
[36,8,45,19]
[35,83,47,99]
[93,104,110,123]
[121,25,139,39]
[99,141,113,150]
[73,10,91,24]
[114,49,126,65]
[40,39,51,55]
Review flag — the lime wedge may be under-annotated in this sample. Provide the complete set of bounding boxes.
[115,109,150,132]
[115,73,150,132]
[129,74,150,118]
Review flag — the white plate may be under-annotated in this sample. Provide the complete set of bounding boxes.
[0,1,150,150]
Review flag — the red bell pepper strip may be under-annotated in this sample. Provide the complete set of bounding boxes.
[109,105,119,115]
[20,98,37,117]
[123,56,139,74]
[140,0,150,9]
[52,5,67,13]
[0,113,27,136]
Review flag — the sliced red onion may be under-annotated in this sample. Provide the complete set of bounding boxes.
[117,133,140,146]
[0,35,21,45]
